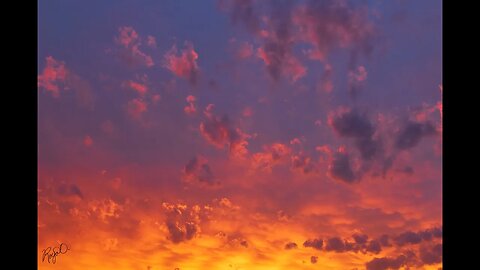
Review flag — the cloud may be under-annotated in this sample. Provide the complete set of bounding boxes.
[251,143,291,172]
[199,109,249,157]
[163,42,200,85]
[329,150,356,183]
[114,26,154,67]
[83,135,93,147]
[378,234,391,247]
[394,231,422,246]
[310,256,318,264]
[366,255,407,270]
[292,1,376,66]
[352,233,368,244]
[317,64,334,93]
[57,184,84,200]
[182,156,218,187]
[395,121,437,150]
[166,221,198,244]
[394,228,442,246]
[236,42,254,59]
[125,80,148,96]
[329,108,381,161]
[365,240,382,254]
[146,35,157,48]
[38,56,67,97]
[242,106,253,117]
[419,243,442,265]
[303,238,323,250]
[127,98,147,119]
[291,154,316,174]
[184,95,197,115]
[325,237,346,252]
[38,56,95,108]
[330,109,374,138]
[348,65,368,98]
[227,0,261,35]
[162,203,203,244]
[225,1,376,83]
[257,44,307,82]
[284,242,298,250]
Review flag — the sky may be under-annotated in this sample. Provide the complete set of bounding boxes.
[38,1,442,269]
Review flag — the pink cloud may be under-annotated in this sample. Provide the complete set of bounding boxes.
[292,3,375,63]
[127,98,147,119]
[318,64,334,93]
[125,80,148,96]
[115,26,139,47]
[38,56,68,97]
[83,135,93,147]
[163,42,200,85]
[38,56,95,109]
[152,94,161,104]
[236,42,254,59]
[184,95,197,115]
[146,35,157,48]
[242,107,253,117]
[348,65,368,97]
[290,138,302,145]
[256,46,307,83]
[115,26,154,67]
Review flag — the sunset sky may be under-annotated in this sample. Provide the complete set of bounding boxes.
[38,1,442,269]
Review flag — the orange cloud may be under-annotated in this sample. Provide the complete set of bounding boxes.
[251,143,291,172]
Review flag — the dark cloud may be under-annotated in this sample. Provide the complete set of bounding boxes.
[355,137,380,160]
[331,110,374,138]
[199,112,249,157]
[294,0,376,63]
[240,240,249,248]
[330,109,381,161]
[366,255,406,270]
[366,240,382,254]
[225,0,306,82]
[284,242,298,250]
[303,238,323,250]
[291,154,316,174]
[163,203,203,244]
[330,151,356,183]
[395,121,437,150]
[378,234,392,247]
[420,244,442,265]
[183,157,218,186]
[325,237,346,252]
[352,233,368,244]
[57,184,84,199]
[166,221,198,244]
[394,231,422,246]
[228,0,261,34]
